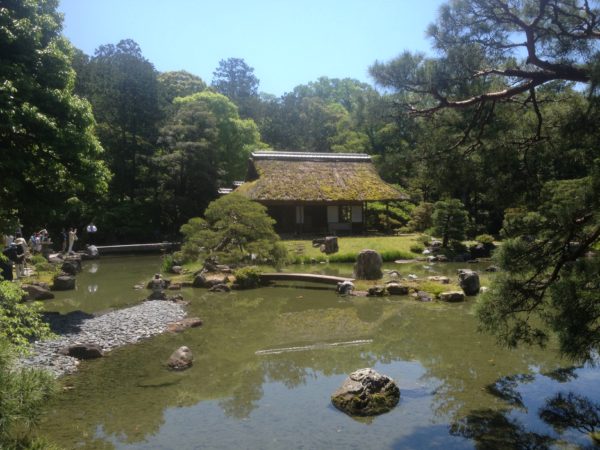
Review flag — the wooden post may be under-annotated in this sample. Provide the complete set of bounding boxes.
[386,201,390,233]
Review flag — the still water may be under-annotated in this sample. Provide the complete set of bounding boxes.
[40,256,600,449]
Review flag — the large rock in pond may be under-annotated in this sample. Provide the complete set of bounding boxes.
[331,368,400,416]
[167,346,193,370]
[21,284,54,301]
[59,343,104,360]
[52,275,76,291]
[458,269,480,296]
[354,249,383,280]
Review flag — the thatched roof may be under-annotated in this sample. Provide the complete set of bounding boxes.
[235,152,406,202]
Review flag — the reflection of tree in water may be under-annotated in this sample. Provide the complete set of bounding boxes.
[451,372,600,449]
[539,392,600,444]
[219,365,264,419]
[450,408,554,449]
[484,374,535,409]
[541,366,579,383]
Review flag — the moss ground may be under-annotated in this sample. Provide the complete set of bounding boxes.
[284,234,423,263]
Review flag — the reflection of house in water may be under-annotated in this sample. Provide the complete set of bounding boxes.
[228,151,405,234]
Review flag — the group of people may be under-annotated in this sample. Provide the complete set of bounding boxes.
[28,229,51,254]
[0,224,96,281]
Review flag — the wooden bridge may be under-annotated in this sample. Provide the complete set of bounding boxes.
[95,242,179,255]
[259,273,354,285]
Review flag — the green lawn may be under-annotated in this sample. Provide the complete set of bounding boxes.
[283,234,424,263]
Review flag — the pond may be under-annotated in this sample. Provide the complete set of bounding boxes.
[39,256,600,449]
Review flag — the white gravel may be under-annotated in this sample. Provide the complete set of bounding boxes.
[18,300,187,377]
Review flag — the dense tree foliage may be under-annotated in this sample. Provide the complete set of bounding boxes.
[156,92,262,228]
[431,199,470,248]
[0,0,109,231]
[179,194,287,266]
[371,0,600,360]
[211,58,260,119]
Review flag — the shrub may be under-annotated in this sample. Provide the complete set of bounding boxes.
[406,202,434,232]
[161,253,176,273]
[29,255,47,266]
[366,201,413,232]
[475,234,495,245]
[233,266,262,289]
[431,199,469,247]
[0,338,57,449]
[409,244,425,254]
[34,261,55,273]
[379,250,415,261]
[180,194,287,267]
[417,235,432,246]
[0,282,52,348]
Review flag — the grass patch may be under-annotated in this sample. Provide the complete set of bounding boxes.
[407,280,462,297]
[285,235,423,264]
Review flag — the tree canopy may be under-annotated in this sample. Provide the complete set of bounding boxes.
[371,0,600,360]
[0,0,110,231]
[179,193,287,266]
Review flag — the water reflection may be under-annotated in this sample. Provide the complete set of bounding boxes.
[450,369,600,449]
[540,392,600,441]
[37,259,600,449]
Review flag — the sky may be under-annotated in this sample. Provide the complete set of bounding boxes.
[58,0,446,97]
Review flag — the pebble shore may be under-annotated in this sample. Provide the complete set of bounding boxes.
[18,300,187,377]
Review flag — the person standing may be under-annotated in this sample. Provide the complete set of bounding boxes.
[13,232,28,278]
[61,228,67,253]
[67,228,78,254]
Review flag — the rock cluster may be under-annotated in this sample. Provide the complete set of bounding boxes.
[17,300,187,377]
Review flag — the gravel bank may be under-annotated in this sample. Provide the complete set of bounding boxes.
[18,300,187,377]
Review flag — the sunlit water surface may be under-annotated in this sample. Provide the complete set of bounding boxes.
[39,256,600,449]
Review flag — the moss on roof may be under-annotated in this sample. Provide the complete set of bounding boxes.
[235,157,406,202]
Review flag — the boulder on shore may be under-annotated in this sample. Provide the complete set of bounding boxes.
[458,269,480,296]
[21,283,54,301]
[167,346,193,370]
[385,282,409,296]
[354,249,383,280]
[331,368,400,416]
[367,286,386,297]
[336,280,355,295]
[52,275,76,291]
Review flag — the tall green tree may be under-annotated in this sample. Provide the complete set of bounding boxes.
[371,0,600,359]
[370,0,600,360]
[85,39,161,201]
[157,70,206,117]
[0,0,109,231]
[431,199,469,248]
[156,92,263,230]
[211,58,260,119]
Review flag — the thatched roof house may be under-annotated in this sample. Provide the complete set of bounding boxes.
[235,151,405,234]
